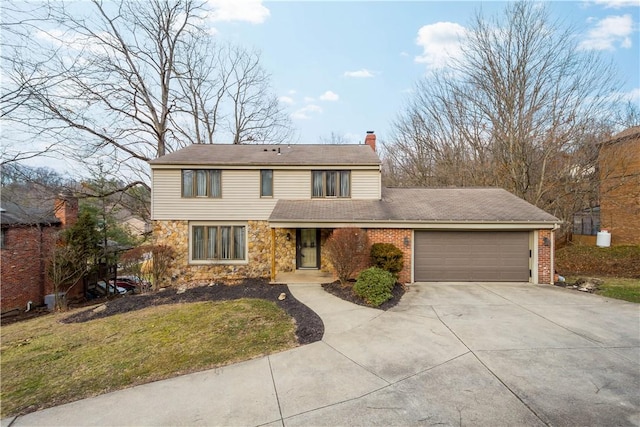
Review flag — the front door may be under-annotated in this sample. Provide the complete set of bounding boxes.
[296,229,320,269]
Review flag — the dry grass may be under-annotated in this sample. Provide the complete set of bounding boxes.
[555,244,640,278]
[1,299,296,417]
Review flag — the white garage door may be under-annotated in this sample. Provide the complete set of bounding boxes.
[414,231,530,282]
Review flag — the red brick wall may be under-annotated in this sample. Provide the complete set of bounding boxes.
[54,196,79,228]
[366,229,412,283]
[537,229,553,285]
[1,225,59,312]
[599,136,640,245]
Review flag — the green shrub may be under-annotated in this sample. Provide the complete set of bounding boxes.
[354,267,396,307]
[370,243,404,276]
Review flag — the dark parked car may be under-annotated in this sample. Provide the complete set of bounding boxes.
[117,276,151,292]
[109,280,137,293]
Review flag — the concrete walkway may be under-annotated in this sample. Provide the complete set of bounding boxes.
[3,282,639,426]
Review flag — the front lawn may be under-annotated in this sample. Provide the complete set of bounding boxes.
[1,299,296,418]
[597,278,640,303]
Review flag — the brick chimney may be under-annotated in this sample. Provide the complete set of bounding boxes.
[54,192,78,228]
[364,131,376,151]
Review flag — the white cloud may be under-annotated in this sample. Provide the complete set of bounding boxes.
[278,96,295,105]
[206,0,270,24]
[344,69,375,78]
[291,104,322,120]
[414,22,467,69]
[35,29,115,54]
[287,89,297,95]
[622,87,640,102]
[579,14,634,50]
[319,90,339,101]
[586,0,640,9]
[303,96,315,103]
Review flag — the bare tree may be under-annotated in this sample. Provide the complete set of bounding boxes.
[2,0,292,177]
[386,2,622,226]
[319,131,349,145]
[47,243,87,310]
[324,228,371,286]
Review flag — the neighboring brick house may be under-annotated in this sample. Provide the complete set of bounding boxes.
[0,195,78,313]
[150,132,560,285]
[598,126,640,245]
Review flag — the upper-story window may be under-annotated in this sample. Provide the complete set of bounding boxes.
[312,170,350,198]
[261,169,273,197]
[182,170,221,198]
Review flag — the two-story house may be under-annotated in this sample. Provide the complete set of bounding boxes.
[150,132,560,285]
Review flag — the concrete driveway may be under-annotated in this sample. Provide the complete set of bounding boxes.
[3,282,639,426]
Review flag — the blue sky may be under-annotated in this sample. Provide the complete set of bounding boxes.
[209,0,640,145]
[4,0,639,174]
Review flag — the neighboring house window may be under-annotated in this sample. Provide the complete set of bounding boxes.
[261,169,273,197]
[182,170,221,198]
[192,224,246,261]
[0,228,5,249]
[572,208,600,236]
[312,170,350,198]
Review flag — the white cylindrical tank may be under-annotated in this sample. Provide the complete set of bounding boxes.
[596,230,611,247]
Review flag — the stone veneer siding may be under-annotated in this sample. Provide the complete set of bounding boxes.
[366,229,412,283]
[275,228,296,273]
[153,220,277,285]
[537,229,553,285]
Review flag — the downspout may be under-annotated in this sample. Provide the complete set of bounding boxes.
[39,224,45,301]
[270,228,276,282]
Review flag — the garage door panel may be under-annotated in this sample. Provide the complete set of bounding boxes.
[414,231,529,282]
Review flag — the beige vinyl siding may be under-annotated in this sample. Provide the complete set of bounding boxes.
[151,166,382,220]
[351,169,381,199]
[152,169,277,220]
[273,170,311,199]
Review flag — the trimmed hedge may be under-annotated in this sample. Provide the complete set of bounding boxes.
[354,267,396,307]
[370,243,404,276]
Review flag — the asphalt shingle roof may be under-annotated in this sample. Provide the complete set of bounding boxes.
[269,188,559,223]
[0,201,60,226]
[149,144,381,166]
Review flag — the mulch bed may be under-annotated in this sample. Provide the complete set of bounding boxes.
[61,279,324,345]
[5,279,406,344]
[322,280,406,310]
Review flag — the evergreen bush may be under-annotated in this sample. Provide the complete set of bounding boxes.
[354,267,396,307]
[370,243,404,276]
